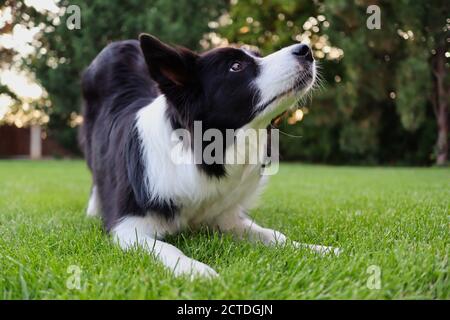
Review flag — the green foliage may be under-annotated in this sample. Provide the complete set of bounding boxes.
[395,56,431,131]
[219,0,318,54]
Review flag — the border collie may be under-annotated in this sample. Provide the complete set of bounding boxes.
[80,34,339,278]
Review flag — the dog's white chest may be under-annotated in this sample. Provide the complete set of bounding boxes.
[179,164,265,227]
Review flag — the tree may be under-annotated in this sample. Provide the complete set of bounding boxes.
[0,0,52,128]
[391,0,449,165]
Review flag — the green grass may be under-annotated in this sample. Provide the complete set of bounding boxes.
[0,160,448,299]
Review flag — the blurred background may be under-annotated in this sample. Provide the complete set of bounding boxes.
[0,0,448,166]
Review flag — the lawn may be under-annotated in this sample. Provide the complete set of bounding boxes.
[0,160,448,299]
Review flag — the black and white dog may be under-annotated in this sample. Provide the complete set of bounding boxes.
[80,34,339,278]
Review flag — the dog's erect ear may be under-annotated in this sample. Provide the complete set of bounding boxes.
[139,33,197,87]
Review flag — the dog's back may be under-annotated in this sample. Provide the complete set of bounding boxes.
[79,40,158,169]
[79,40,161,228]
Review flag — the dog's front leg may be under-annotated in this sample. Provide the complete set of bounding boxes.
[213,211,341,255]
[113,216,218,279]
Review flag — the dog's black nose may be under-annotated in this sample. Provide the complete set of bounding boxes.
[292,44,314,62]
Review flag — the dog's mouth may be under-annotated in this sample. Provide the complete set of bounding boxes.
[286,70,315,97]
[254,68,316,116]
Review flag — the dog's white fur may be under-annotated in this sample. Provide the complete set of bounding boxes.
[88,45,339,278]
[86,186,100,217]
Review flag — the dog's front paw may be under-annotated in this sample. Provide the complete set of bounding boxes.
[292,241,342,256]
[173,257,218,279]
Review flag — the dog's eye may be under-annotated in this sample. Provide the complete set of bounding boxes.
[229,62,243,72]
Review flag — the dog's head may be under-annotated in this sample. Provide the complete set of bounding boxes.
[139,34,316,130]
